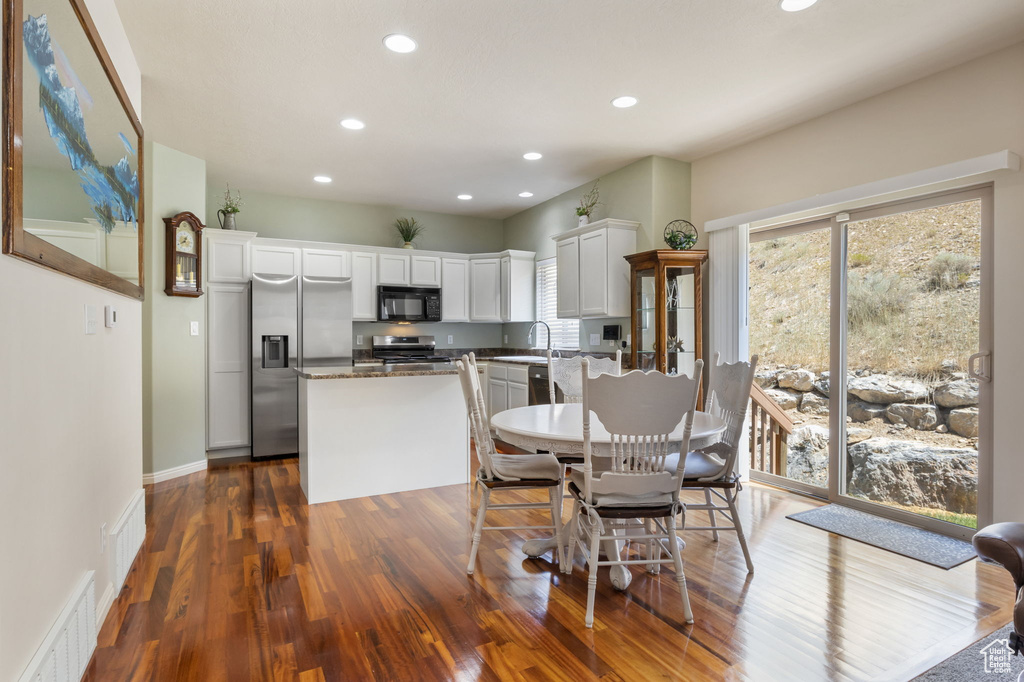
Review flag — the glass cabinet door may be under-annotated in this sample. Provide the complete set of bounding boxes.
[634,267,657,370]
[666,266,696,376]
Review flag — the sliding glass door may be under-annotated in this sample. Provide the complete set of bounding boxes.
[748,187,992,539]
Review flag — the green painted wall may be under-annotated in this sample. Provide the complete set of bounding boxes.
[143,142,207,475]
[206,187,504,253]
[23,166,95,222]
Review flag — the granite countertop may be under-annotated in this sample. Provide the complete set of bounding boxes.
[295,363,460,380]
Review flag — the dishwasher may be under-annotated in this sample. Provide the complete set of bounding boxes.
[527,365,563,405]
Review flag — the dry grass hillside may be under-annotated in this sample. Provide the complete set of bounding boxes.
[748,201,981,380]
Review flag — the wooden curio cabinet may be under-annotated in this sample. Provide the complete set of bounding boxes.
[625,249,708,377]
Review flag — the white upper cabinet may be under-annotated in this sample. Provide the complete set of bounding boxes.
[411,255,442,287]
[351,251,378,320]
[253,243,301,276]
[553,219,639,319]
[302,248,351,279]
[500,251,535,322]
[206,230,255,284]
[378,253,410,285]
[441,258,470,322]
[469,258,501,322]
[555,236,580,318]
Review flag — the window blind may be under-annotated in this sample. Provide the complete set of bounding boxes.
[534,258,580,349]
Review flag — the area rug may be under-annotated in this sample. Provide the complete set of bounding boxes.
[786,504,976,569]
[914,623,1023,680]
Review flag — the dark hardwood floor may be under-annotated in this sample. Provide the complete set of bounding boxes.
[84,457,1012,681]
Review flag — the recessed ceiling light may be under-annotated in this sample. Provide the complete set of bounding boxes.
[518,192,533,198]
[779,0,818,11]
[523,152,542,161]
[611,96,638,108]
[457,194,472,201]
[383,34,417,53]
[313,176,332,183]
[340,118,365,130]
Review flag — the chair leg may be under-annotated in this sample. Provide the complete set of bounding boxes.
[548,486,565,570]
[727,488,754,574]
[565,499,581,572]
[585,514,603,629]
[467,486,490,575]
[704,488,720,542]
[666,512,694,624]
[644,518,661,574]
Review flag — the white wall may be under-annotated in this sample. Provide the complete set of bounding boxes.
[0,1,143,679]
[691,41,1024,523]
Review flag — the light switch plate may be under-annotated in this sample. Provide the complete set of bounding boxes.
[589,333,600,346]
[356,335,364,345]
[190,321,199,336]
[447,335,454,344]
[84,304,98,335]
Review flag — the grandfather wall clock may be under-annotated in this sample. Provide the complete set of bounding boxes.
[164,211,204,297]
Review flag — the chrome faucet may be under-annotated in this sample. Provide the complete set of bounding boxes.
[528,320,552,354]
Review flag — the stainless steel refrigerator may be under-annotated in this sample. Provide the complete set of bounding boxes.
[251,274,353,459]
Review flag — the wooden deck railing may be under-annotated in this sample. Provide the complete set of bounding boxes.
[749,383,794,476]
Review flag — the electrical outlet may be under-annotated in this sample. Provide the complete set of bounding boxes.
[447,335,454,344]
[627,333,632,346]
[504,334,508,344]
[99,523,107,554]
[190,321,200,336]
[356,334,364,345]
[589,333,600,346]
[609,339,615,347]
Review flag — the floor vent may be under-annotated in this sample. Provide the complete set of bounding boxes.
[18,571,96,682]
[111,488,146,592]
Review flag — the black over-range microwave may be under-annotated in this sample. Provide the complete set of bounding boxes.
[377,286,442,322]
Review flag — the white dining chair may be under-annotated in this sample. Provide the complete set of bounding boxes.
[667,352,759,573]
[456,354,565,575]
[565,359,703,628]
[547,350,623,404]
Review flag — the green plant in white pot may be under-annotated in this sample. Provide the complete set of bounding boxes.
[394,217,425,248]
[575,181,600,226]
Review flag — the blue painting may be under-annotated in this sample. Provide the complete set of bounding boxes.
[22,13,138,234]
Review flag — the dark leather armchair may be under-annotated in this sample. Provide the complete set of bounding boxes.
[974,523,1024,654]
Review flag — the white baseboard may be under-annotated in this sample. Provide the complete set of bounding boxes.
[206,446,251,460]
[142,458,207,485]
[110,489,146,592]
[95,581,115,635]
[17,572,96,682]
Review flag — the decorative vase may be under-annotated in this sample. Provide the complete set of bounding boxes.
[402,242,415,249]
[577,214,589,227]
[217,210,237,230]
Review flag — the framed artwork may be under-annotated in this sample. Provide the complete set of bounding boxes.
[2,0,144,299]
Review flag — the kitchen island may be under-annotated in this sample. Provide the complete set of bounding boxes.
[296,363,469,504]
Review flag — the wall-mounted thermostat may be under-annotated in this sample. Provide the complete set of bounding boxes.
[104,305,117,328]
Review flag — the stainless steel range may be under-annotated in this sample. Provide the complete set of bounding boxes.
[372,335,451,366]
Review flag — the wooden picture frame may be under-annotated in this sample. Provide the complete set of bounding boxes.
[2,0,145,299]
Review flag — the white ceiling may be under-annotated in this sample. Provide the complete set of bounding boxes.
[113,0,1024,220]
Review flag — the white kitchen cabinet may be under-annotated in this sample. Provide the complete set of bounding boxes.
[302,248,351,279]
[500,251,536,322]
[553,219,639,319]
[441,258,470,321]
[555,237,580,318]
[411,255,442,287]
[469,258,501,322]
[207,282,250,449]
[252,243,300,276]
[378,253,410,285]
[351,251,378,320]
[206,230,255,283]
[486,362,529,417]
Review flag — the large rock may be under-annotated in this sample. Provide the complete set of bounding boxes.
[765,388,801,411]
[786,425,829,487]
[847,438,977,513]
[948,407,979,438]
[799,392,829,416]
[848,401,887,422]
[848,375,929,404]
[933,380,979,409]
[778,369,815,392]
[755,369,779,389]
[813,371,831,397]
[846,427,872,444]
[885,403,939,431]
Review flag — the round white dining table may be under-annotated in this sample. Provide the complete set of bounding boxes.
[490,403,727,590]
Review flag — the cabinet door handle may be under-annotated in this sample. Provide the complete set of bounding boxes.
[968,351,991,383]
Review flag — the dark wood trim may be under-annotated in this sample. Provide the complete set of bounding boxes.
[2,0,145,300]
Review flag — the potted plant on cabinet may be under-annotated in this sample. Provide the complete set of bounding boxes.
[576,181,600,226]
[217,183,243,230]
[394,217,425,248]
